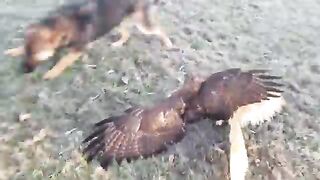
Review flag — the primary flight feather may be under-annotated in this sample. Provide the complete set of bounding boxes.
[82,68,285,179]
[183,68,285,180]
[82,76,205,168]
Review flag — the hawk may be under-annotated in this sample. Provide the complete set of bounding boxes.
[82,75,205,168]
[183,68,286,180]
[82,68,285,180]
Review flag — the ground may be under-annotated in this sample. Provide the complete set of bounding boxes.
[0,0,319,179]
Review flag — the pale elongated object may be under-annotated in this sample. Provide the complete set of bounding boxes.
[229,94,285,180]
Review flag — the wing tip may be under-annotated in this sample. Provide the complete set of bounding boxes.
[94,116,118,127]
[82,116,120,144]
[82,135,105,162]
[250,69,286,96]
[247,69,270,74]
[257,74,282,80]
[249,69,284,86]
[82,126,105,144]
[82,122,117,163]
[82,123,132,167]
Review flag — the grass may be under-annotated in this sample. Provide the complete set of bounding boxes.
[1,0,320,179]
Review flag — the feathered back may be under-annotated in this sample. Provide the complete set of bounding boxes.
[183,68,285,124]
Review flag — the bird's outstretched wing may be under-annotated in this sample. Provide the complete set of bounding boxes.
[184,68,285,124]
[82,106,186,168]
[183,68,286,180]
[82,73,205,168]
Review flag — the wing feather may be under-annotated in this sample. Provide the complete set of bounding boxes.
[184,68,285,122]
[93,116,119,127]
[82,108,185,168]
[223,69,284,110]
[182,68,285,180]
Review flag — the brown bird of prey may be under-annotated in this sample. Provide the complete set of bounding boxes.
[82,75,205,168]
[183,68,286,180]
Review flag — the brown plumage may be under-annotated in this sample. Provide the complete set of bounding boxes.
[82,76,204,168]
[183,68,284,125]
[82,68,285,178]
[183,68,285,180]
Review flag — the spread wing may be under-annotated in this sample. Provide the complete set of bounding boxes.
[215,69,283,107]
[184,68,284,122]
[82,106,186,168]
[183,68,285,180]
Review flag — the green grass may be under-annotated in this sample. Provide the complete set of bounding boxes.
[1,0,320,179]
